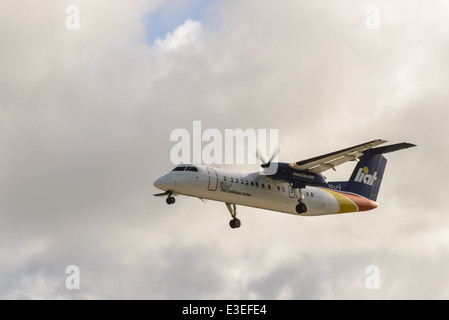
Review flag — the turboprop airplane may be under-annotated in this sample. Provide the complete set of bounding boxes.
[154,139,416,229]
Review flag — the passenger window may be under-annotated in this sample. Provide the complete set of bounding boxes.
[251,181,254,186]
[277,186,280,191]
[262,183,265,188]
[230,178,234,182]
[241,179,244,184]
[282,187,285,192]
[245,180,248,185]
[255,182,259,187]
[268,185,271,189]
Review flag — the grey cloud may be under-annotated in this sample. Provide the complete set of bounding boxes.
[1,0,448,299]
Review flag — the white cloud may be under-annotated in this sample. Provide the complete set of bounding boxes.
[153,19,202,51]
[1,0,449,300]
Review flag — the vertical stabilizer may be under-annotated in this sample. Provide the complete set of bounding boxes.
[345,152,387,201]
[329,142,416,201]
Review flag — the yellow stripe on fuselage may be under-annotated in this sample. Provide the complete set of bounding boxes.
[321,189,358,213]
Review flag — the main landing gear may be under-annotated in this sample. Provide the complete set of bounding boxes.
[293,187,308,214]
[226,203,241,229]
[296,201,307,214]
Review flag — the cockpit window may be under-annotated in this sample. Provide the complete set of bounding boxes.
[171,166,198,172]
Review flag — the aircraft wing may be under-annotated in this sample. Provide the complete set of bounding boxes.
[289,139,388,174]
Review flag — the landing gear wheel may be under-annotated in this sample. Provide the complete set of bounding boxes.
[166,196,175,205]
[229,219,241,229]
[226,203,241,229]
[296,202,307,214]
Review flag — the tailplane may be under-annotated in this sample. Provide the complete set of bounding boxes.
[328,142,416,201]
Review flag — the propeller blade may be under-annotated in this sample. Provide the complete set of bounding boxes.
[257,148,280,169]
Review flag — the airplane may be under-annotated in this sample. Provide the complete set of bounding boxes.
[154,139,416,229]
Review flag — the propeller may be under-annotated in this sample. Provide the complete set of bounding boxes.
[257,148,279,171]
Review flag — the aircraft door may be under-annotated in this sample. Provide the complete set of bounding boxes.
[206,167,218,191]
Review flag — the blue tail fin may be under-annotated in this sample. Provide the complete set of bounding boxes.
[328,142,416,201]
[345,152,387,201]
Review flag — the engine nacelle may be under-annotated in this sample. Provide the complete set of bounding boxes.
[267,162,327,188]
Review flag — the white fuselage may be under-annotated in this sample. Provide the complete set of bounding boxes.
[154,165,378,216]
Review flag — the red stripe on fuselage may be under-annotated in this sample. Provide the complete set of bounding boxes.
[332,190,378,211]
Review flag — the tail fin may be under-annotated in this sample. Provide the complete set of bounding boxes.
[328,142,416,201]
[345,152,387,201]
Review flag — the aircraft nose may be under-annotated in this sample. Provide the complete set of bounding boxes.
[153,175,172,190]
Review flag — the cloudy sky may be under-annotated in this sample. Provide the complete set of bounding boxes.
[1,0,448,299]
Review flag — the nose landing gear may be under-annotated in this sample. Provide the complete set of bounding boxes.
[154,190,177,205]
[154,190,176,205]
[166,195,176,205]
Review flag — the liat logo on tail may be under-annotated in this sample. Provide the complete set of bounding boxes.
[354,166,378,186]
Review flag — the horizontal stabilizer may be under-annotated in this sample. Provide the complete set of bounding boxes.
[338,142,416,201]
[368,142,417,155]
